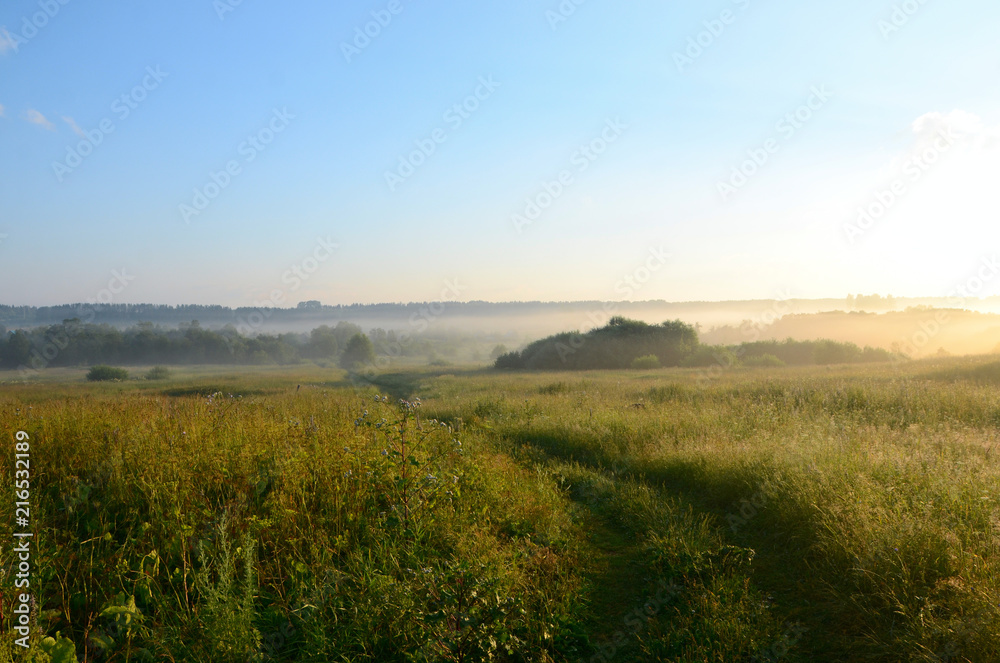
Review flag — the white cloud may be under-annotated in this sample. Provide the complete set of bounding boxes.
[909,110,998,150]
[836,109,1000,279]
[24,109,54,130]
[862,110,999,190]
[62,115,86,138]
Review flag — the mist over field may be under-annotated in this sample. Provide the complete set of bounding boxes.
[7,295,1000,360]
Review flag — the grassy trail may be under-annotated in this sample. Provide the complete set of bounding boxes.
[571,487,647,648]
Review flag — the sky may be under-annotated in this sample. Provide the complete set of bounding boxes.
[1,0,999,308]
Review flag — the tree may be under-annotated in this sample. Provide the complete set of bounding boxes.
[494,351,522,369]
[333,321,364,347]
[1,330,31,368]
[307,325,339,358]
[340,333,375,370]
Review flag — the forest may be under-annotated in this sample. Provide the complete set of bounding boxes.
[0,319,396,372]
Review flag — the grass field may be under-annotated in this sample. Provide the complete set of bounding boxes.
[2,358,999,661]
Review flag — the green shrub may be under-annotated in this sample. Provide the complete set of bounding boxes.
[87,365,129,382]
[680,345,725,368]
[742,354,786,368]
[630,354,661,370]
[494,351,523,369]
[145,366,171,380]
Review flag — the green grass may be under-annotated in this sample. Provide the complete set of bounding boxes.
[1,357,999,661]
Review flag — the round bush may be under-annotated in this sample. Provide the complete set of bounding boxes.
[145,366,171,380]
[86,365,129,382]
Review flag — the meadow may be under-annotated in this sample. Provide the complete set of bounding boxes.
[1,357,999,662]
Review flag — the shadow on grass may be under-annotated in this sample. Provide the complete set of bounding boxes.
[925,360,1000,385]
[333,368,491,401]
[498,427,841,661]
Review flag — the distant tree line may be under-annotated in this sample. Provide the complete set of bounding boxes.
[0,319,429,372]
[494,317,897,370]
[8,297,975,331]
[1,300,667,328]
[0,316,903,375]
[682,338,897,368]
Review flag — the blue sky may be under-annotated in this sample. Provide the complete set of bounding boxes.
[1,0,998,307]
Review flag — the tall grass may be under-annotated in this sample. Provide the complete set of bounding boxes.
[1,357,998,661]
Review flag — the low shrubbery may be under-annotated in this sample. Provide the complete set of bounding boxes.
[742,353,786,367]
[497,320,899,371]
[145,366,171,380]
[86,365,129,381]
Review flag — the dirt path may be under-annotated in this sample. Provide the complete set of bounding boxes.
[569,486,656,659]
